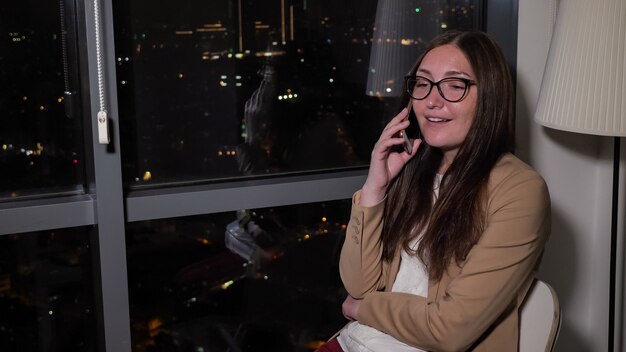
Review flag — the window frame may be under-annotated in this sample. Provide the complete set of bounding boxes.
[0,0,518,350]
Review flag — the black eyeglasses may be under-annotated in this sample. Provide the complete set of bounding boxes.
[405,75,476,103]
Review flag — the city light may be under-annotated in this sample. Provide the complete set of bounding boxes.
[278,91,298,101]
[221,280,235,290]
[217,149,237,156]
[148,319,163,335]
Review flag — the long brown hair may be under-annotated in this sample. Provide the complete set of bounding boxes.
[380,31,515,281]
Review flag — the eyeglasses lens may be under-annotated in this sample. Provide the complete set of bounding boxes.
[407,78,469,102]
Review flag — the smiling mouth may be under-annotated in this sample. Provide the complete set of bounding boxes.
[426,117,450,122]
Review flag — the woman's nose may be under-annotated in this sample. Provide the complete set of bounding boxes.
[426,85,445,107]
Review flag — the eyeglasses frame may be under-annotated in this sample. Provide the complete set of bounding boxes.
[404,75,477,103]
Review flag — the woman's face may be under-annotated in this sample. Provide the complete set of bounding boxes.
[411,44,477,165]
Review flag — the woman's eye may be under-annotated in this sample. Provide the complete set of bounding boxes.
[445,80,466,90]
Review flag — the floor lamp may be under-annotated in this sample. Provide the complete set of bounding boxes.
[534,0,626,351]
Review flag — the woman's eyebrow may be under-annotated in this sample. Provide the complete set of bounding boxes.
[416,68,472,77]
[445,70,471,77]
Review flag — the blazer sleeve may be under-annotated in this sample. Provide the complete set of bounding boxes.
[339,190,389,297]
[355,169,551,352]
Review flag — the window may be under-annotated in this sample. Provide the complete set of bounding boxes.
[0,227,97,351]
[126,200,350,351]
[113,0,481,188]
[0,0,517,351]
[0,0,84,199]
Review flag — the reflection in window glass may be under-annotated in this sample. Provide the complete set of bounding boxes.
[0,228,96,352]
[0,0,84,199]
[113,0,479,187]
[126,200,351,351]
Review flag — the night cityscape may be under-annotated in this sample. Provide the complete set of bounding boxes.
[0,0,84,198]
[114,0,386,186]
[1,0,478,351]
[113,0,476,186]
[124,202,352,351]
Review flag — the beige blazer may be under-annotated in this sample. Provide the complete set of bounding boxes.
[340,153,551,352]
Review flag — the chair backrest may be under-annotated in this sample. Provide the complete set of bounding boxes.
[519,278,561,352]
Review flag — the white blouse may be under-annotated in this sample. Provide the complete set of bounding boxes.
[337,175,442,352]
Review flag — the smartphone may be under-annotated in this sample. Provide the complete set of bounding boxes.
[400,102,413,154]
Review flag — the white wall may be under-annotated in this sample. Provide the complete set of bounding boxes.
[516,0,616,351]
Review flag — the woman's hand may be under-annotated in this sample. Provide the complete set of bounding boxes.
[342,295,363,321]
[360,107,421,206]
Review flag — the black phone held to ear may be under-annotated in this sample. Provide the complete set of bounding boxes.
[400,103,413,154]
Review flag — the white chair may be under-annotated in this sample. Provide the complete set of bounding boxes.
[519,278,562,352]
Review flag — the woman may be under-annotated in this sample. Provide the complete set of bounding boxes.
[318,30,551,352]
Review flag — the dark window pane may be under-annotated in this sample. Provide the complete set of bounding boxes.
[0,228,97,352]
[0,0,84,199]
[126,200,351,351]
[113,0,480,188]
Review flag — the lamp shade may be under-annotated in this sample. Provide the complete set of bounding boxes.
[365,1,439,97]
[534,0,626,136]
